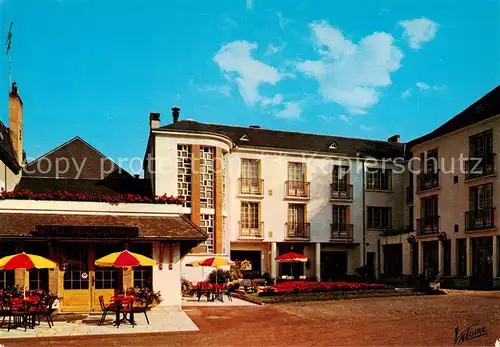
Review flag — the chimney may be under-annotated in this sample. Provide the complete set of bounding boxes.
[149,112,160,129]
[172,107,180,123]
[9,82,23,166]
[388,134,400,143]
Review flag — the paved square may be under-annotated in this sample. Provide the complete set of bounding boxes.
[1,291,499,346]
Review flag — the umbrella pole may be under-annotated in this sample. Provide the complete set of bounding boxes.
[23,269,26,299]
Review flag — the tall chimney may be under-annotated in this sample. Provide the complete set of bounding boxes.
[149,112,160,129]
[388,134,400,143]
[9,82,23,166]
[172,107,180,123]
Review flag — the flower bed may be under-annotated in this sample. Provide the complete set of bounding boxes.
[0,189,184,205]
[0,286,60,307]
[126,287,162,307]
[259,281,393,296]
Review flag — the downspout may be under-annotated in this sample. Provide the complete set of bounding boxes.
[362,159,366,266]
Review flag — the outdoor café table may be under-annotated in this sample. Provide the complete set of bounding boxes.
[111,296,135,328]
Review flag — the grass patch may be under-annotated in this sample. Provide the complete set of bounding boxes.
[243,289,438,304]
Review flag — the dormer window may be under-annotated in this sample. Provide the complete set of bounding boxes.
[239,134,249,141]
[329,142,338,149]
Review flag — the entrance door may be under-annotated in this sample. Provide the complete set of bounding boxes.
[321,251,348,281]
[472,237,493,289]
[60,243,122,312]
[60,243,91,312]
[423,241,438,278]
[366,252,375,279]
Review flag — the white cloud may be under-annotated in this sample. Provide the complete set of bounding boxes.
[261,94,283,106]
[399,18,438,50]
[277,12,290,29]
[276,102,301,119]
[338,114,351,124]
[401,89,412,98]
[266,43,286,56]
[214,40,293,106]
[317,114,333,123]
[416,82,447,91]
[416,82,430,90]
[246,0,252,9]
[360,124,373,132]
[198,84,232,97]
[297,21,403,115]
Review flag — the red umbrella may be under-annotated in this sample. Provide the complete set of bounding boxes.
[275,252,308,263]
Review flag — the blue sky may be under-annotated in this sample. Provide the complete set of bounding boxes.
[0,0,498,172]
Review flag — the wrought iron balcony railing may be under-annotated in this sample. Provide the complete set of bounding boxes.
[417,171,439,192]
[464,153,495,180]
[330,184,353,200]
[285,181,310,198]
[330,223,354,242]
[238,178,264,195]
[285,222,310,239]
[417,216,440,236]
[238,221,264,238]
[465,208,495,231]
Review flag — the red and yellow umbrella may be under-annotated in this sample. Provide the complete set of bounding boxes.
[95,250,157,267]
[0,252,57,298]
[198,256,235,267]
[0,252,57,270]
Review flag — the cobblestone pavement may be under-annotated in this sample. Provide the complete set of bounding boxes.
[2,291,499,347]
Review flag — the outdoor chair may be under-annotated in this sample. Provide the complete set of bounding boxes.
[34,296,56,328]
[132,295,150,324]
[98,295,118,326]
[7,299,29,332]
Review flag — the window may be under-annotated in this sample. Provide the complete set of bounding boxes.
[469,183,493,210]
[332,165,349,191]
[456,238,467,276]
[201,214,215,253]
[286,162,308,197]
[288,162,306,182]
[367,207,391,229]
[366,168,391,190]
[287,204,308,237]
[0,270,14,290]
[421,195,438,219]
[240,159,261,194]
[95,244,121,290]
[420,148,439,173]
[29,269,49,291]
[200,147,215,208]
[62,244,89,290]
[470,130,493,158]
[177,145,192,207]
[332,205,348,227]
[240,202,260,237]
[130,244,153,289]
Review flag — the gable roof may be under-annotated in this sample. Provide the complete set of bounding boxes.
[158,121,405,159]
[24,136,131,179]
[409,85,500,147]
[0,121,20,174]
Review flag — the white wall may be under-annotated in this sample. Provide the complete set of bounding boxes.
[152,241,183,308]
[0,162,20,192]
[225,150,367,243]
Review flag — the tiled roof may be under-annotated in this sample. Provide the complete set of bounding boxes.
[0,121,20,174]
[24,136,131,179]
[409,85,500,147]
[158,121,405,159]
[14,176,154,197]
[0,213,207,240]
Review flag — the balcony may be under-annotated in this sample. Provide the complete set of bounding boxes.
[417,171,439,192]
[465,208,495,231]
[330,184,353,200]
[238,178,264,196]
[406,186,413,204]
[285,222,310,239]
[330,223,354,242]
[465,153,496,180]
[417,216,440,236]
[285,181,310,199]
[238,221,264,239]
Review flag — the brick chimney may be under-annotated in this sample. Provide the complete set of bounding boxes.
[149,112,160,129]
[9,82,23,166]
[172,107,180,123]
[388,134,400,143]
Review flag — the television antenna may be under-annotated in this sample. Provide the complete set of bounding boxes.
[5,22,13,88]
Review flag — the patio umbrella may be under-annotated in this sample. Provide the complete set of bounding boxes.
[95,250,157,293]
[0,252,57,298]
[275,252,308,278]
[197,257,235,284]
